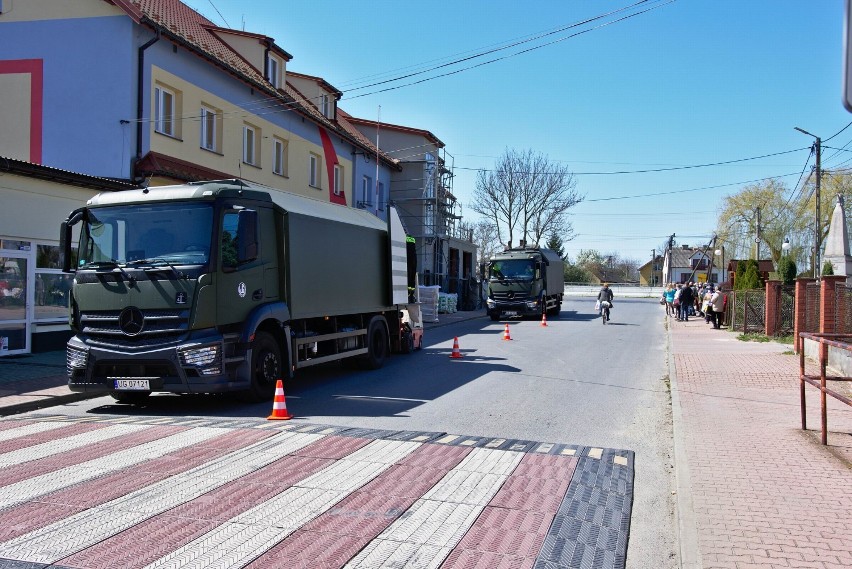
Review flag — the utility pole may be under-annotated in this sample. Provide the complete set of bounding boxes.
[755,207,761,260]
[815,137,821,278]
[651,249,656,286]
[794,127,821,278]
[667,234,675,283]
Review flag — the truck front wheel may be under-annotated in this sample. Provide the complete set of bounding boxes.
[488,310,500,321]
[360,317,389,369]
[243,331,281,402]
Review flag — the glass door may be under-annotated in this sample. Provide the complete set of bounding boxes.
[0,253,30,355]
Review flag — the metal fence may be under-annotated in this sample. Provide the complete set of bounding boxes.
[727,289,766,333]
[834,283,852,334]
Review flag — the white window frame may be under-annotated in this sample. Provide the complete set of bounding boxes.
[319,93,329,117]
[309,153,320,188]
[200,106,218,152]
[273,138,288,176]
[361,175,372,207]
[267,56,280,89]
[154,86,175,136]
[243,124,257,165]
[333,164,342,195]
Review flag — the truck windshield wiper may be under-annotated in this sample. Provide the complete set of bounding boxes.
[127,257,178,271]
[80,259,122,270]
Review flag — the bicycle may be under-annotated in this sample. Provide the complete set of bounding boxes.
[600,300,611,324]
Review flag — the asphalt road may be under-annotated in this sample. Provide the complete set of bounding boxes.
[42,296,677,568]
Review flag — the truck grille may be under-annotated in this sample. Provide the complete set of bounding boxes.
[491,290,531,301]
[80,308,189,346]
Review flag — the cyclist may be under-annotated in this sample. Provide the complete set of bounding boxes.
[597,283,614,322]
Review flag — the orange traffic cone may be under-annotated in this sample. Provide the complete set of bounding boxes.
[540,313,548,327]
[267,380,293,420]
[502,323,512,341]
[449,337,463,359]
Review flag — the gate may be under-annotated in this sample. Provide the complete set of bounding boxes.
[727,289,766,333]
[776,285,795,336]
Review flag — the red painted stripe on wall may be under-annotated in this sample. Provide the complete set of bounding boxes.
[0,58,43,163]
[318,126,346,205]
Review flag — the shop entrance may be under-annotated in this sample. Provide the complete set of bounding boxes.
[0,252,30,355]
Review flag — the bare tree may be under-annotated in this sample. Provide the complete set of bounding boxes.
[471,149,583,248]
[468,220,502,263]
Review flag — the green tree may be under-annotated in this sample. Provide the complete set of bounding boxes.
[546,231,566,259]
[822,260,834,276]
[564,262,591,283]
[741,264,760,289]
[735,260,747,289]
[777,256,797,285]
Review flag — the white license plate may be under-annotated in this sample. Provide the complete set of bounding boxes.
[112,379,150,390]
[504,311,518,316]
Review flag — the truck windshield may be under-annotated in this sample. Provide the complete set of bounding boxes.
[489,259,535,280]
[78,203,213,268]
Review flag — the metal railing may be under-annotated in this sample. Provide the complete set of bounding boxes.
[798,332,852,445]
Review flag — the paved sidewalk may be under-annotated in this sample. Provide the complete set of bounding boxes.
[0,350,89,415]
[669,316,852,569]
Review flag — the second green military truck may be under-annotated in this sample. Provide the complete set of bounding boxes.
[61,179,422,403]
[485,246,564,320]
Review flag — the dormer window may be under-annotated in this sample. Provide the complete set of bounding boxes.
[267,56,281,89]
[319,93,330,117]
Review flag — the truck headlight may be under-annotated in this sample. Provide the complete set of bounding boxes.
[66,345,88,377]
[178,344,222,376]
[526,300,539,308]
[486,299,496,308]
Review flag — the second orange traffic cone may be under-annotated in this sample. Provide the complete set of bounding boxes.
[449,337,463,359]
[267,379,293,420]
[502,323,512,341]
[540,313,548,327]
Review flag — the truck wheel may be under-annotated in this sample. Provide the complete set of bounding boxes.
[110,391,150,405]
[243,331,281,402]
[361,317,389,369]
[488,310,500,321]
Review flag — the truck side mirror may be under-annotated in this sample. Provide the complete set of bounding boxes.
[59,208,84,273]
[237,209,258,263]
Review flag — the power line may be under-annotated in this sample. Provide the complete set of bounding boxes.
[345,0,677,100]
[583,172,802,202]
[456,147,809,176]
[344,0,658,93]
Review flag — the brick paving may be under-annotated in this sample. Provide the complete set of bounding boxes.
[670,317,852,569]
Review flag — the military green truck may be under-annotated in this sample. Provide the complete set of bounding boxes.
[60,179,423,403]
[485,246,564,320]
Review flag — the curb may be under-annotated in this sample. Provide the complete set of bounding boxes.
[0,391,101,417]
[666,317,702,569]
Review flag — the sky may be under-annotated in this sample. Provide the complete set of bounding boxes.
[189,0,852,265]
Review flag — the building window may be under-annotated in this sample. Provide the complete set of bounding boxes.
[243,124,260,166]
[360,175,372,207]
[154,85,178,137]
[267,56,280,89]
[200,106,220,152]
[333,164,342,195]
[309,153,321,188]
[273,138,288,176]
[319,93,329,117]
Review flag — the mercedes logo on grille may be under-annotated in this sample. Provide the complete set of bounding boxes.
[119,307,145,336]
[507,291,515,299]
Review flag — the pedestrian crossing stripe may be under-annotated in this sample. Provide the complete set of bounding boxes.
[0,415,635,569]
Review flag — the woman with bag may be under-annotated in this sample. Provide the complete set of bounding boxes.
[664,284,676,317]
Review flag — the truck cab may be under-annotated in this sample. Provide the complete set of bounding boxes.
[485,247,564,320]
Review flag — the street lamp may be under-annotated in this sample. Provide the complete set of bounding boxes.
[715,246,725,285]
[794,126,821,278]
[782,237,791,256]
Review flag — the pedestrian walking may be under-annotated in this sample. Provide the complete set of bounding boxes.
[710,286,724,329]
[679,282,694,322]
[664,284,676,317]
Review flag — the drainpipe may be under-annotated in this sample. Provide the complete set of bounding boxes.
[263,40,271,82]
[135,29,160,167]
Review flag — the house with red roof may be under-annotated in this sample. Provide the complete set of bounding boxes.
[0,0,478,352]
